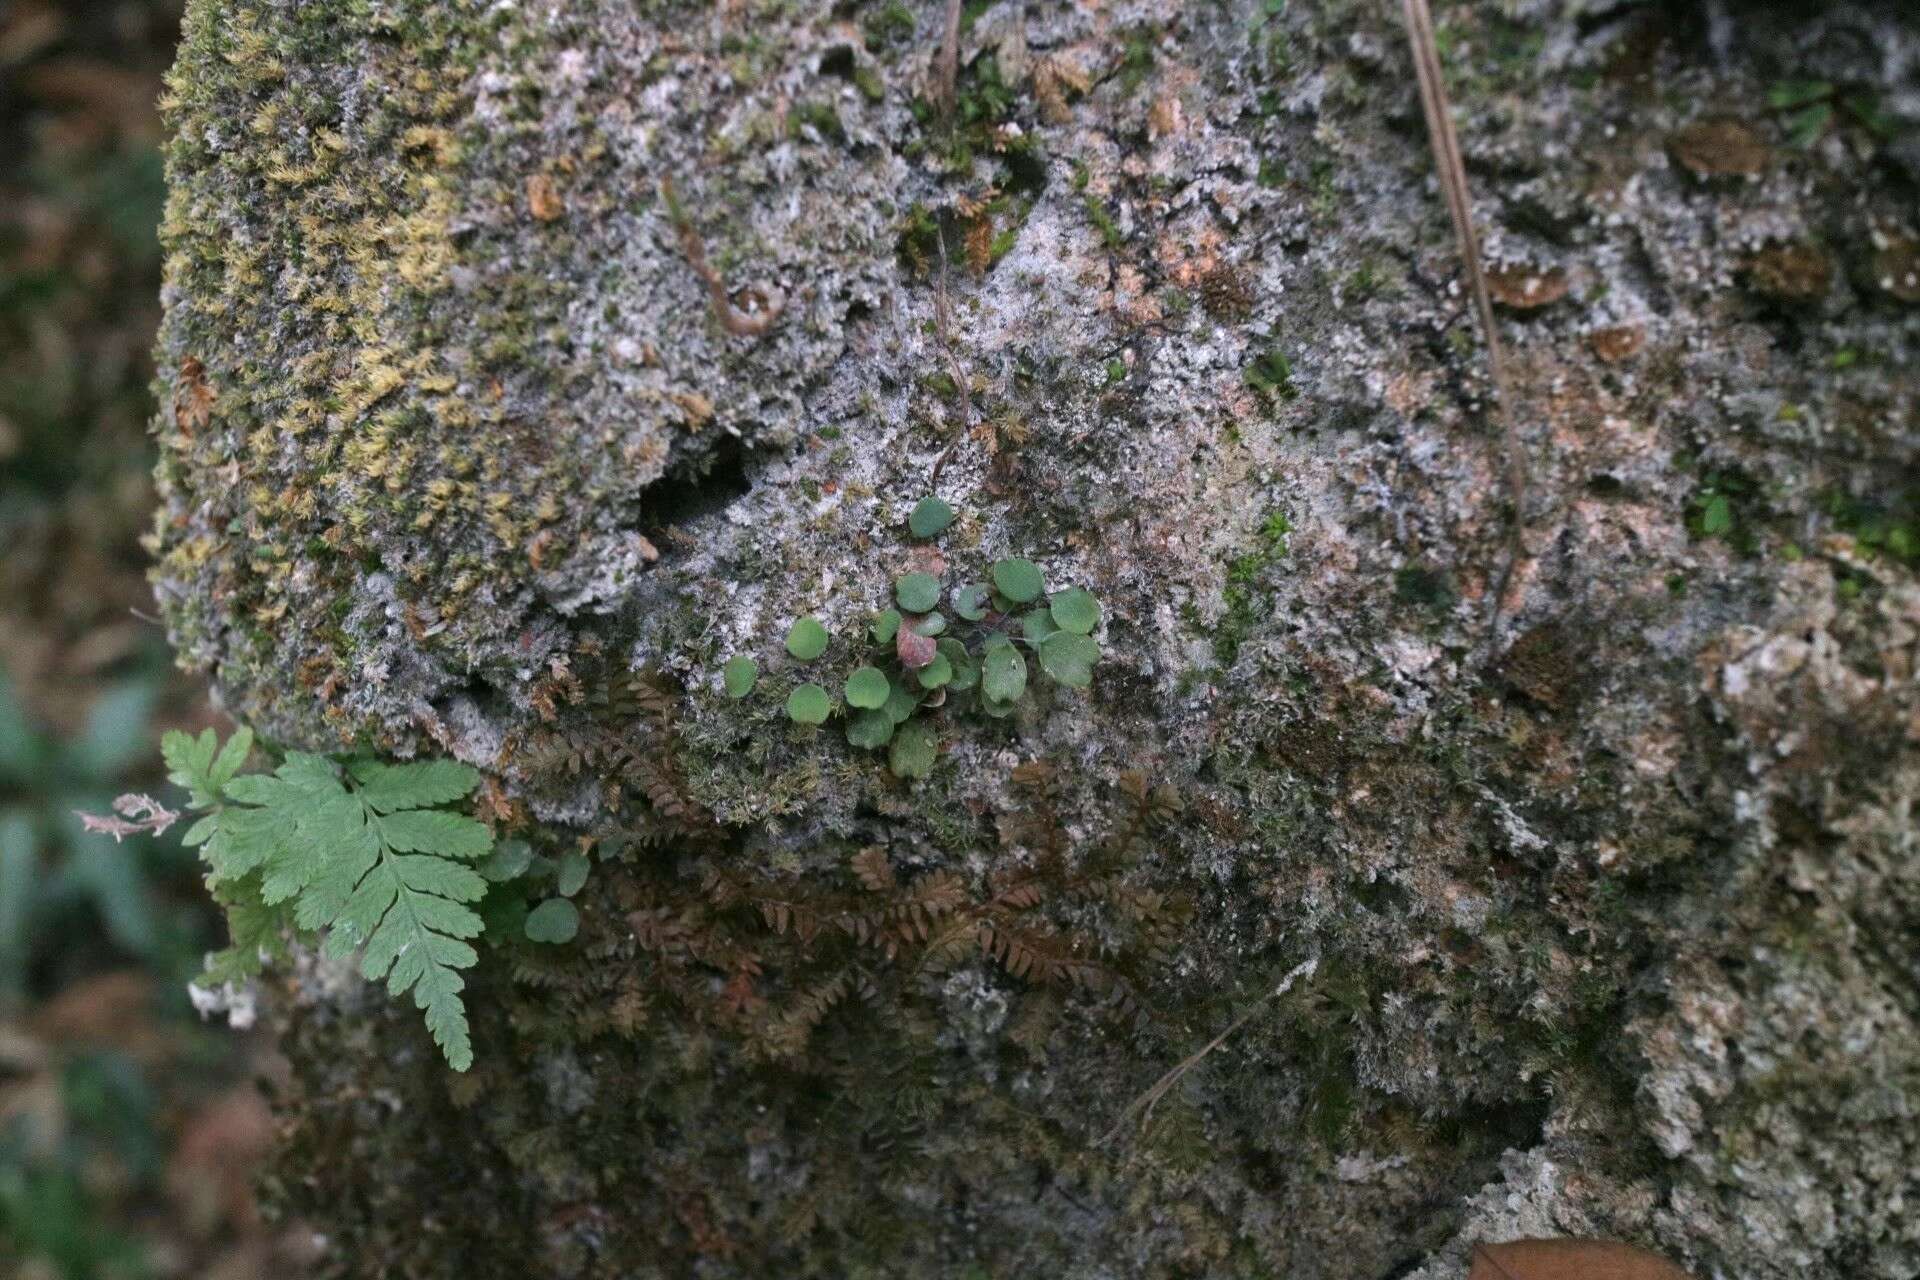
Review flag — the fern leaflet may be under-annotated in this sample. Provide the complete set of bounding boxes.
[168,730,492,1070]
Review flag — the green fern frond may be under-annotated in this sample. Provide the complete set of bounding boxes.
[164,724,254,808]
[166,731,493,1071]
[198,876,293,988]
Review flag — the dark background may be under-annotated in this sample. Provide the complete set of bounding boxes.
[2,2,309,1275]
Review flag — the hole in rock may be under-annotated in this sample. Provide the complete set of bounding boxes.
[641,437,752,543]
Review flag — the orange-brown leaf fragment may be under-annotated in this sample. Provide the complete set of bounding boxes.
[1587,324,1645,363]
[1486,265,1570,310]
[176,356,215,433]
[1470,1239,1695,1280]
[1668,119,1769,177]
[963,215,994,274]
[1869,234,1920,304]
[526,172,563,222]
[1745,242,1831,304]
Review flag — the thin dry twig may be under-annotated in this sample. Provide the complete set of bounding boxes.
[1400,0,1528,641]
[929,229,974,486]
[935,0,964,120]
[1099,957,1317,1147]
[659,176,783,339]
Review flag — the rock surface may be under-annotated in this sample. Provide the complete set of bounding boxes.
[151,0,1918,1275]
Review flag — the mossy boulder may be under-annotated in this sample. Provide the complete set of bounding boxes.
[154,0,1920,1275]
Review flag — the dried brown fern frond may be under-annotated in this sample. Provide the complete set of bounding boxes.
[850,845,896,893]
[607,981,650,1037]
[999,759,1070,861]
[753,971,859,1060]
[510,762,1193,1066]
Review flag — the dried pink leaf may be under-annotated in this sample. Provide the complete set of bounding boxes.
[75,794,181,842]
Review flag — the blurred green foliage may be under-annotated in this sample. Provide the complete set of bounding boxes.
[0,665,228,1012]
[1,1051,158,1278]
[0,2,299,1276]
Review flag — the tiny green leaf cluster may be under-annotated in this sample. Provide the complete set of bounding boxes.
[1243,347,1296,399]
[713,497,1107,778]
[164,728,496,1069]
[480,835,587,945]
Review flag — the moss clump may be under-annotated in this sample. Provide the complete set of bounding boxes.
[1212,511,1292,670]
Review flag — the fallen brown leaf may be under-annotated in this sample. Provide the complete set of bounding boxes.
[1745,243,1831,304]
[1668,120,1769,178]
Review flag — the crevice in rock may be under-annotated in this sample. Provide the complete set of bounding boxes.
[641,436,752,543]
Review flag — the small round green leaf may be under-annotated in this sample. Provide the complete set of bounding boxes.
[787,683,833,724]
[917,653,953,689]
[953,583,991,621]
[722,655,759,698]
[911,611,948,637]
[992,558,1044,604]
[938,639,979,692]
[884,680,922,725]
[979,695,1019,719]
[870,609,901,644]
[481,892,530,941]
[846,709,895,749]
[525,898,580,944]
[889,720,939,779]
[845,666,890,709]
[786,617,830,661]
[895,572,941,613]
[1049,587,1101,635]
[1039,632,1100,688]
[908,496,955,538]
[480,838,533,883]
[1022,609,1059,644]
[556,851,591,897]
[982,638,1027,703]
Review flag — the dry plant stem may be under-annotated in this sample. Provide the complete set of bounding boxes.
[1100,958,1318,1147]
[929,230,974,486]
[1400,0,1528,640]
[936,0,963,119]
[659,176,783,338]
